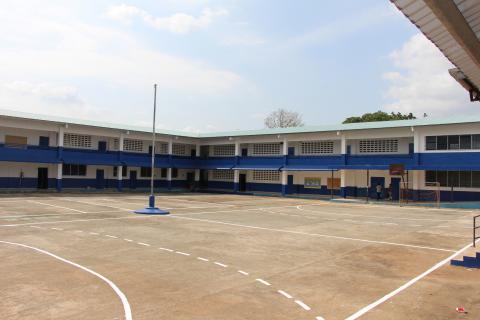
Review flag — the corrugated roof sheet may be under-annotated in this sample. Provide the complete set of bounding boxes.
[392,0,480,91]
[2,108,480,138]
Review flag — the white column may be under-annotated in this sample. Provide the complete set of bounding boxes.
[194,143,200,182]
[413,127,420,153]
[167,139,173,189]
[341,134,347,154]
[58,126,64,147]
[235,141,240,156]
[282,137,288,155]
[117,134,124,190]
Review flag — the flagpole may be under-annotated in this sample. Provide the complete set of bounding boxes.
[134,84,169,215]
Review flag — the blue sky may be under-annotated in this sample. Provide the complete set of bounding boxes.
[0,0,474,132]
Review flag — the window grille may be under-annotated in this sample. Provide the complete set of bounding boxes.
[359,139,398,153]
[211,170,234,180]
[252,170,280,181]
[300,141,334,154]
[64,134,92,148]
[213,145,235,156]
[172,143,186,155]
[123,139,143,152]
[157,143,168,154]
[252,143,281,155]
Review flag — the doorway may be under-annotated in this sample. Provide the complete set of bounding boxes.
[96,169,105,189]
[287,175,294,194]
[130,171,137,189]
[390,177,401,201]
[239,174,247,192]
[370,177,385,199]
[37,168,48,189]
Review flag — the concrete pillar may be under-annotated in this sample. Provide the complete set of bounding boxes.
[117,134,124,191]
[194,144,200,189]
[281,170,288,196]
[233,140,241,192]
[340,170,346,198]
[341,134,347,165]
[167,139,173,190]
[56,163,62,191]
[412,170,420,201]
[282,137,288,155]
[413,127,420,165]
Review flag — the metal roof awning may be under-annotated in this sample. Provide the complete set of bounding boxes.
[281,166,338,171]
[198,165,234,170]
[392,0,480,101]
[233,165,282,171]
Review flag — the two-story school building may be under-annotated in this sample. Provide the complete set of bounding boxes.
[1,109,480,202]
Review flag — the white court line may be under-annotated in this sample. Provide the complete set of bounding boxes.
[29,226,42,229]
[197,257,209,262]
[295,300,311,311]
[316,316,325,320]
[62,198,132,212]
[345,239,480,320]
[214,262,228,268]
[90,232,99,235]
[175,251,190,256]
[169,215,456,252]
[159,247,173,252]
[51,227,63,231]
[238,270,249,276]
[256,278,271,286]
[137,242,150,247]
[0,240,132,320]
[124,239,133,242]
[0,215,153,227]
[296,205,471,223]
[27,200,86,213]
[0,213,81,219]
[105,235,118,239]
[278,290,292,299]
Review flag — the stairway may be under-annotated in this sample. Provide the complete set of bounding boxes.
[451,252,480,268]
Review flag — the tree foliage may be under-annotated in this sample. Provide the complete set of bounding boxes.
[264,108,304,128]
[342,111,416,124]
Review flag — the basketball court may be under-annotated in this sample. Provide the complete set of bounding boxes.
[0,193,478,320]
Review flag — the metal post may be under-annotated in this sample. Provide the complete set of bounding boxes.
[366,169,369,203]
[330,170,334,199]
[134,84,169,215]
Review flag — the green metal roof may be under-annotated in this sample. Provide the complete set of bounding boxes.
[2,108,480,138]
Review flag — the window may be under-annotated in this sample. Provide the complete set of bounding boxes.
[300,141,334,154]
[140,167,152,178]
[425,170,437,183]
[460,135,472,149]
[158,143,168,154]
[172,168,178,178]
[252,143,281,155]
[5,135,28,148]
[64,134,92,148]
[447,136,459,150]
[172,144,186,155]
[448,171,459,187]
[425,170,480,188]
[63,164,87,176]
[113,166,128,177]
[252,170,280,181]
[161,168,167,178]
[211,170,234,180]
[473,135,480,149]
[426,134,480,151]
[436,136,448,150]
[425,136,437,150]
[473,171,480,188]
[459,171,472,188]
[358,139,398,153]
[124,139,143,152]
[213,145,235,156]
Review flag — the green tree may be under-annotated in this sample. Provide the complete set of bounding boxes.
[342,111,416,124]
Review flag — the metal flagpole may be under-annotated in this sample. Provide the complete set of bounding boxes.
[134,84,169,215]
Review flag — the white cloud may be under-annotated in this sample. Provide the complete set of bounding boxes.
[2,81,83,104]
[289,4,396,47]
[106,4,228,34]
[221,34,266,47]
[383,33,473,117]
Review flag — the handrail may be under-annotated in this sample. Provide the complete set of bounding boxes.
[474,214,480,247]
